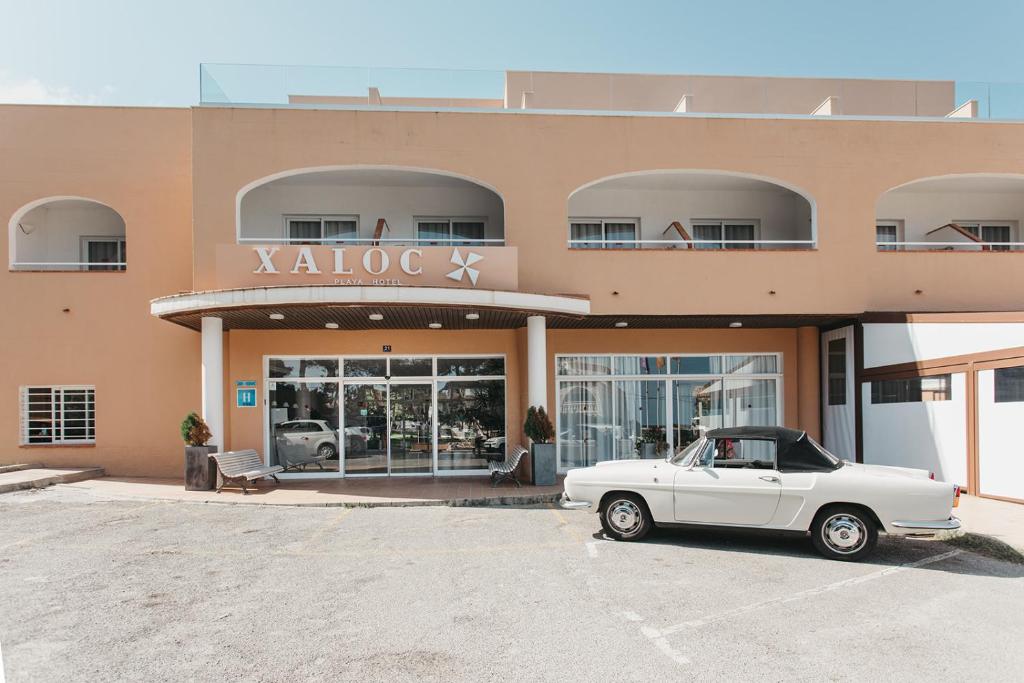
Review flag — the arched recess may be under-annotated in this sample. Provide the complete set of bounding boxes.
[875,174,1024,251]
[566,170,817,250]
[236,165,505,247]
[8,196,127,271]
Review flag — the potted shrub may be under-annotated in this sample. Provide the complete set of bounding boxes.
[524,405,556,486]
[636,427,668,459]
[181,412,217,491]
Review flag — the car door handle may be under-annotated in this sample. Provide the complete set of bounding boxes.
[759,475,780,483]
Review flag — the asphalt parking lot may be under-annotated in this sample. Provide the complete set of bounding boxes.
[1,486,1023,682]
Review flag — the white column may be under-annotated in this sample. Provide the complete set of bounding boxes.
[527,315,548,410]
[201,316,224,449]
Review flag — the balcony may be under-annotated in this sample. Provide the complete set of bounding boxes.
[566,172,815,250]
[9,198,127,271]
[876,175,1024,252]
[238,167,504,248]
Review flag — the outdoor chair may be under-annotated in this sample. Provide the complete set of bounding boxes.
[488,445,528,488]
[211,449,284,494]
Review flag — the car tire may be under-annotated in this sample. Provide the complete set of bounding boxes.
[811,506,879,561]
[317,443,337,460]
[600,493,653,542]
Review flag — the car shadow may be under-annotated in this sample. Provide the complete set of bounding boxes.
[591,526,1024,579]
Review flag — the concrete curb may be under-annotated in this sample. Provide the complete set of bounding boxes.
[0,463,43,474]
[0,468,105,495]
[944,532,1024,565]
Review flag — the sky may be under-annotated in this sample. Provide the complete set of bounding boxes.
[1,0,1024,107]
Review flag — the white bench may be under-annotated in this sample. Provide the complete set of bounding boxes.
[488,445,528,488]
[211,449,283,494]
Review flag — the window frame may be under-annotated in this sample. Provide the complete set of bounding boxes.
[414,216,488,246]
[708,436,778,470]
[690,219,760,250]
[875,221,902,251]
[870,374,953,405]
[20,385,96,446]
[568,217,640,249]
[282,214,360,245]
[955,220,1017,252]
[827,338,847,406]
[79,235,127,271]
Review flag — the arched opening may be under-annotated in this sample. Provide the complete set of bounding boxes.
[9,197,126,271]
[875,174,1024,251]
[567,171,816,250]
[237,166,505,247]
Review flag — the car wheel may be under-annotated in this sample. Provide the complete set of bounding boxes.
[811,506,878,561]
[317,443,337,460]
[599,493,652,542]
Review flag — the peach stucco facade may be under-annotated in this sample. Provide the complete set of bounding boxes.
[4,73,1024,479]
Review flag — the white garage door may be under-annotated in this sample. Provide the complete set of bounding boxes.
[977,366,1024,502]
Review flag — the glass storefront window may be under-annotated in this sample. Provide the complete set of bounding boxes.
[343,383,387,475]
[437,380,506,471]
[614,380,668,459]
[436,357,505,377]
[389,357,433,377]
[557,356,612,376]
[670,356,721,375]
[343,358,387,378]
[268,381,340,471]
[672,379,723,451]
[723,378,778,426]
[269,358,339,378]
[559,380,613,468]
[722,354,778,374]
[389,384,433,474]
[613,356,668,375]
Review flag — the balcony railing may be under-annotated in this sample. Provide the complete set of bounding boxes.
[238,237,506,247]
[876,241,1024,252]
[10,262,127,271]
[567,238,816,250]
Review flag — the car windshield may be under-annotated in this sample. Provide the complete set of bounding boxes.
[670,437,708,466]
[807,437,843,467]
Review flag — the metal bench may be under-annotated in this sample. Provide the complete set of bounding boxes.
[211,449,283,494]
[488,445,528,488]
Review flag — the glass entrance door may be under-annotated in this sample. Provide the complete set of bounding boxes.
[342,381,433,476]
[389,383,433,474]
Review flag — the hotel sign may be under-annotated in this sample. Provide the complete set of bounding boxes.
[214,245,518,290]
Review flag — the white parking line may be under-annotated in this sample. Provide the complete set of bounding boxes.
[652,549,962,637]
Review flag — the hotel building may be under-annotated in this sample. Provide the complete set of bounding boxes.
[3,65,1024,503]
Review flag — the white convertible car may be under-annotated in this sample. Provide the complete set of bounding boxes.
[560,426,961,561]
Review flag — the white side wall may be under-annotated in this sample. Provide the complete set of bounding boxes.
[876,190,1024,242]
[15,203,125,264]
[977,368,1024,500]
[861,372,968,485]
[568,187,813,246]
[240,184,505,241]
[821,326,856,460]
[863,323,1024,368]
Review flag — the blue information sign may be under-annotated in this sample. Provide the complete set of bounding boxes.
[236,380,257,407]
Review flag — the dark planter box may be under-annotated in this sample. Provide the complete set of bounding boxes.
[531,443,557,486]
[184,445,218,491]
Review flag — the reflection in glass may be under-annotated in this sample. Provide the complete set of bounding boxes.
[437,380,505,470]
[613,380,667,459]
[670,356,721,375]
[269,381,340,471]
[724,378,777,426]
[343,358,387,378]
[613,356,667,375]
[436,357,505,377]
[389,357,433,377]
[722,355,778,374]
[343,383,387,474]
[672,379,723,451]
[559,380,612,468]
[557,356,612,376]
[269,358,339,379]
[390,384,433,473]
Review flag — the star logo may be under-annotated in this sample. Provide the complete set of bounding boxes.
[446,248,484,286]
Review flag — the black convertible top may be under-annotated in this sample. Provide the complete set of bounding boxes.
[705,426,807,457]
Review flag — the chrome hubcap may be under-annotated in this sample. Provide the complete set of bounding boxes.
[607,499,642,535]
[318,445,333,458]
[822,514,867,554]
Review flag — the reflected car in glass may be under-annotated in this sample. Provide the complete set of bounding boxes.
[560,426,961,561]
[273,419,339,471]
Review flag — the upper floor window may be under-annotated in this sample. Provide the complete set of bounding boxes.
[568,218,638,249]
[415,217,486,246]
[827,338,847,405]
[20,386,96,445]
[875,222,900,251]
[692,220,757,250]
[957,221,1015,252]
[10,198,127,271]
[285,215,358,245]
[871,375,952,404]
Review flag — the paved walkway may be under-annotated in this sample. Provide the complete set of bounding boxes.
[58,474,565,507]
[954,494,1024,552]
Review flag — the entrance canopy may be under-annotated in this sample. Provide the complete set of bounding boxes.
[151,285,591,330]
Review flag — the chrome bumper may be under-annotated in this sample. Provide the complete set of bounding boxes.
[559,492,592,510]
[889,517,962,534]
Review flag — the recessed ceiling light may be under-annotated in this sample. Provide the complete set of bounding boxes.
[729,321,743,328]
[614,321,628,328]
[465,312,480,320]
[428,322,442,329]
[325,322,339,329]
[368,313,384,321]
[269,313,285,321]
